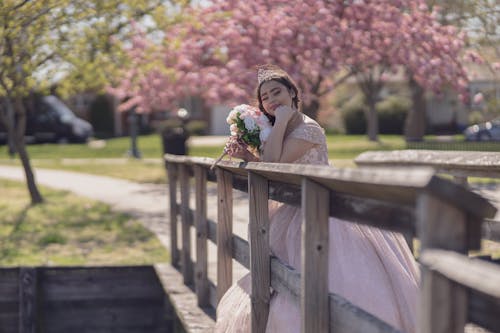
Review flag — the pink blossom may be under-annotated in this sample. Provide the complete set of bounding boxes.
[111,0,470,116]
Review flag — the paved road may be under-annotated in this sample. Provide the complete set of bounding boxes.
[0,165,250,282]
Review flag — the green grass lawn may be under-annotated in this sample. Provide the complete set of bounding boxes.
[0,134,407,159]
[0,133,497,182]
[0,178,169,266]
[0,134,406,181]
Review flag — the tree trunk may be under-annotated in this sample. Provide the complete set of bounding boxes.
[365,97,379,142]
[128,106,141,159]
[13,98,43,204]
[404,77,427,141]
[6,100,17,157]
[357,73,381,142]
[302,99,320,120]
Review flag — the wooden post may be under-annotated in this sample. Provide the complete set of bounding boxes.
[194,165,209,307]
[167,163,180,267]
[19,267,37,333]
[417,192,468,333]
[301,178,329,333]
[249,172,270,333]
[179,164,194,285]
[216,168,233,303]
[417,192,468,253]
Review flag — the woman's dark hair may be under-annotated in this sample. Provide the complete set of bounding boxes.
[255,67,301,125]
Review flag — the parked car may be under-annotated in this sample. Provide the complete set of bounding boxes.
[0,95,93,144]
[463,117,500,141]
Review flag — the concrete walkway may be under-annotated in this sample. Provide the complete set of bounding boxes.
[0,165,250,282]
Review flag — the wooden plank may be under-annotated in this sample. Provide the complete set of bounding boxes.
[209,281,217,310]
[420,250,500,332]
[468,287,500,333]
[483,219,500,241]
[0,268,19,301]
[154,264,215,332]
[270,256,300,300]
[248,172,270,333]
[0,312,19,333]
[40,266,164,301]
[42,266,168,333]
[167,163,180,267]
[254,163,495,219]
[194,165,209,307]
[206,158,495,219]
[424,176,496,219]
[420,266,467,333]
[467,216,483,250]
[42,300,166,331]
[179,164,194,285]
[0,271,19,332]
[421,250,500,332]
[420,250,500,298]
[417,193,469,333]
[216,168,233,303]
[301,178,329,333]
[207,218,217,244]
[329,293,402,333]
[174,158,493,225]
[416,192,469,253]
[355,150,500,178]
[232,234,250,269]
[19,267,37,333]
[268,257,401,333]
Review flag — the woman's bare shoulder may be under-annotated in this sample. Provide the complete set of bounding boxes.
[289,114,325,144]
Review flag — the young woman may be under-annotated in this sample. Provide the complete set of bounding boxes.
[215,65,419,333]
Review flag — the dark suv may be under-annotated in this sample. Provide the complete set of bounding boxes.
[0,95,93,144]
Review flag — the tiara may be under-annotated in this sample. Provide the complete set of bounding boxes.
[257,65,286,85]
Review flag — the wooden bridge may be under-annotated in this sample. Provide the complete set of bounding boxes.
[1,150,499,332]
[163,153,500,333]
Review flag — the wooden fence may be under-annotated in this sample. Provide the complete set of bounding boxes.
[165,153,499,333]
[355,149,500,242]
[0,266,177,333]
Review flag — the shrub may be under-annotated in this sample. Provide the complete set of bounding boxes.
[376,95,411,134]
[341,94,367,134]
[185,120,208,135]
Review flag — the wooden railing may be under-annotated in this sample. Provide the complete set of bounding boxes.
[164,153,499,333]
[355,149,500,242]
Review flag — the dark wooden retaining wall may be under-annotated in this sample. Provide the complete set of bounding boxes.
[0,265,183,333]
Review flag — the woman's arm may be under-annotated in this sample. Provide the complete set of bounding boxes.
[261,106,294,162]
[275,137,315,163]
[262,106,315,163]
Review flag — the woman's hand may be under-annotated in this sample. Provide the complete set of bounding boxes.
[274,105,295,124]
[225,138,259,162]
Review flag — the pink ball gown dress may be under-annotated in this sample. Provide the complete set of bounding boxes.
[215,115,419,333]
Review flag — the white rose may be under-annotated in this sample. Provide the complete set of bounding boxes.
[226,110,239,124]
[243,116,256,131]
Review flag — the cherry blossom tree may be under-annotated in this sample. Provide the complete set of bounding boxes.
[114,0,472,141]
[0,0,172,204]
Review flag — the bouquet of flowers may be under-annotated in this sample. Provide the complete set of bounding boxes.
[212,104,272,167]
